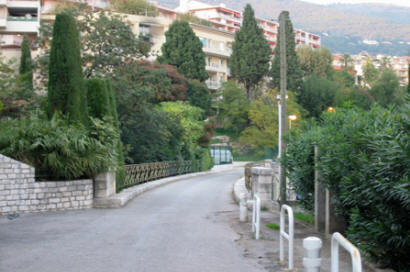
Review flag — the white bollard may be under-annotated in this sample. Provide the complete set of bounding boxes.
[303,237,322,272]
[239,193,248,222]
[252,194,261,239]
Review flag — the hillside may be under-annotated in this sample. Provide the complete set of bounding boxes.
[157,0,410,55]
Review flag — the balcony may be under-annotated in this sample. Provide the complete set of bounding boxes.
[5,17,39,33]
[7,0,39,8]
[206,80,222,90]
[0,0,6,6]
[206,63,228,73]
[0,18,6,28]
[0,34,23,47]
[218,12,242,24]
[202,46,231,57]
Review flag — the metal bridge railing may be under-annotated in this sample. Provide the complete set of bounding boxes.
[121,160,196,190]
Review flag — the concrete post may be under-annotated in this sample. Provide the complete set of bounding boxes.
[239,193,248,222]
[94,171,116,198]
[303,236,322,272]
[251,167,274,208]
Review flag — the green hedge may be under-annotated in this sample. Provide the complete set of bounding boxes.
[285,103,410,270]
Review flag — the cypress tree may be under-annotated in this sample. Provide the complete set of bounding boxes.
[105,78,119,128]
[270,11,303,93]
[229,4,271,100]
[18,35,33,94]
[85,78,110,120]
[47,12,88,124]
[159,20,208,82]
[105,78,125,190]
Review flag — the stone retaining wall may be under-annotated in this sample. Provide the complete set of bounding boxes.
[0,154,93,215]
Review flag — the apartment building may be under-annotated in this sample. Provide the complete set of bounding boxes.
[174,0,321,50]
[333,52,409,86]
[126,8,234,90]
[0,0,40,60]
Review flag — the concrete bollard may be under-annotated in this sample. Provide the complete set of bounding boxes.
[303,237,322,272]
[239,193,248,222]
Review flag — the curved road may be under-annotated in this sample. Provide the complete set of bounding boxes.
[0,169,265,272]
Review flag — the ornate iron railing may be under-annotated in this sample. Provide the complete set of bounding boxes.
[121,160,196,190]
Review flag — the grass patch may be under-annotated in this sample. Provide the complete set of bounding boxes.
[261,206,268,211]
[266,223,280,230]
[294,212,314,224]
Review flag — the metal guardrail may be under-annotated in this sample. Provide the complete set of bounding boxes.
[122,161,195,189]
[331,232,362,272]
[252,194,261,240]
[280,204,294,270]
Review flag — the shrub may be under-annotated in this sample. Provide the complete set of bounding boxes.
[0,112,117,180]
[284,121,317,211]
[285,104,410,270]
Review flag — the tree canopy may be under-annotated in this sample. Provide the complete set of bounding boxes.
[229,4,271,100]
[159,20,208,82]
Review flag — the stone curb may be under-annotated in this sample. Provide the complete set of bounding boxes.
[232,177,249,204]
[94,163,248,209]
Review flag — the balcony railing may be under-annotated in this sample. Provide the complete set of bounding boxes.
[218,12,242,24]
[206,80,222,89]
[8,17,38,22]
[202,46,231,57]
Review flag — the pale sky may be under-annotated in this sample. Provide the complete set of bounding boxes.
[300,0,410,7]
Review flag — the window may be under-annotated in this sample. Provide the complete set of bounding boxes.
[139,24,150,36]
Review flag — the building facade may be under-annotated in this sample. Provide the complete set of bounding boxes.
[0,0,40,60]
[174,0,321,50]
[1,0,321,91]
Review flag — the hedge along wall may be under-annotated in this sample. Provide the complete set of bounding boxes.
[0,154,93,215]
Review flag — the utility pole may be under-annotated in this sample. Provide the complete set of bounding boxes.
[279,11,287,205]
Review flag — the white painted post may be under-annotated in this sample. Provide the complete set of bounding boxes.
[239,193,248,222]
[303,237,322,272]
[280,204,294,270]
[252,194,261,239]
[331,232,362,272]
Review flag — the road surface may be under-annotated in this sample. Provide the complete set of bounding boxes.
[0,169,265,272]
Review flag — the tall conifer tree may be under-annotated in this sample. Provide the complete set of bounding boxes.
[47,12,88,124]
[18,35,33,94]
[270,11,303,93]
[159,20,208,82]
[229,4,271,100]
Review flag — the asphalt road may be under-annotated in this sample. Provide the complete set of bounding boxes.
[0,170,265,272]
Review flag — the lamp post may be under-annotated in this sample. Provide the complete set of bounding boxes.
[288,115,297,130]
[276,94,289,159]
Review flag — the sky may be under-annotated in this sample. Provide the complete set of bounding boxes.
[300,0,410,7]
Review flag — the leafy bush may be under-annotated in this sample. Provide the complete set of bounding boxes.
[285,104,410,270]
[285,121,317,211]
[0,112,118,180]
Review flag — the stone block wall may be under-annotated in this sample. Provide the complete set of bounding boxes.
[0,154,93,215]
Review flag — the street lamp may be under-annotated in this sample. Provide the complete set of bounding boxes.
[288,115,297,130]
[326,107,336,113]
